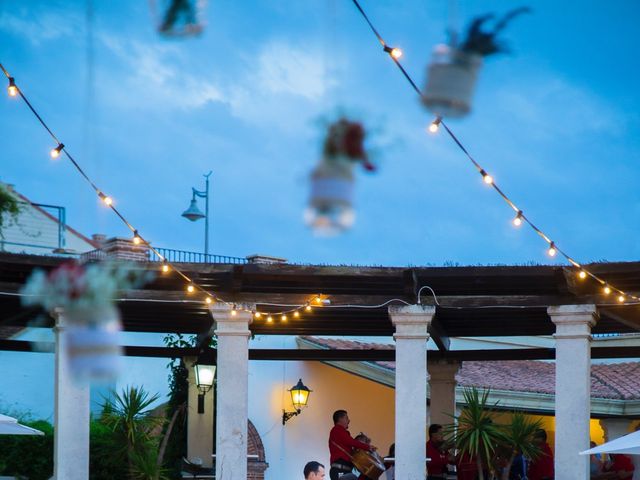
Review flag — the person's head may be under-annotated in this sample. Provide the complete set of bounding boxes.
[533,429,547,445]
[428,424,444,444]
[304,461,324,480]
[355,432,371,444]
[388,443,395,457]
[333,410,349,427]
[590,441,597,448]
[304,461,325,480]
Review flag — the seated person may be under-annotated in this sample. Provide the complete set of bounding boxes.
[604,453,635,479]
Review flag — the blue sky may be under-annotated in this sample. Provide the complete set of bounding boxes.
[1,0,639,266]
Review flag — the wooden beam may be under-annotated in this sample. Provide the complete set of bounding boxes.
[429,316,450,351]
[0,340,638,361]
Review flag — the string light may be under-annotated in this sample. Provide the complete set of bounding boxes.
[293,311,300,319]
[7,77,18,97]
[513,211,523,227]
[231,309,237,316]
[314,295,323,304]
[618,295,625,303]
[281,314,287,322]
[267,316,273,323]
[205,297,213,304]
[254,312,262,319]
[50,143,64,159]
[161,263,170,273]
[187,284,195,294]
[547,242,557,257]
[603,285,612,295]
[390,47,402,59]
[428,117,442,133]
[480,170,493,185]
[98,192,113,206]
[578,270,587,280]
[132,230,142,245]
[305,305,312,312]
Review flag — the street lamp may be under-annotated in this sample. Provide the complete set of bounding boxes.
[194,362,216,414]
[182,171,212,256]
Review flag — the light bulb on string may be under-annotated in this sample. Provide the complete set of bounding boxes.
[7,77,18,97]
[281,314,287,322]
[98,192,113,206]
[428,117,442,133]
[603,285,611,295]
[305,305,312,312]
[578,270,587,280]
[293,311,300,319]
[132,230,142,245]
[187,284,195,294]
[205,297,212,305]
[267,316,273,323]
[254,312,262,319]
[618,295,625,303]
[161,263,170,273]
[547,242,557,257]
[231,308,237,316]
[50,143,64,159]
[383,45,402,59]
[314,295,323,305]
[512,211,523,227]
[480,170,493,185]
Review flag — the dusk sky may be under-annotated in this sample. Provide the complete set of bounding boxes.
[1,0,639,267]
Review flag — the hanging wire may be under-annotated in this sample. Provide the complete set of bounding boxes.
[347,0,639,303]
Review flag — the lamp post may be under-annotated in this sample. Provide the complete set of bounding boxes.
[282,378,312,425]
[182,171,212,256]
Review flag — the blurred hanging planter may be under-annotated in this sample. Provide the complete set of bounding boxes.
[21,261,153,382]
[305,118,375,236]
[150,0,208,37]
[422,7,531,118]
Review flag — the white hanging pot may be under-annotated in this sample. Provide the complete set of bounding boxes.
[63,305,123,382]
[305,157,355,236]
[422,44,483,118]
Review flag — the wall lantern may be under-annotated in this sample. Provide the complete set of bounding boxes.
[282,378,312,425]
[194,363,216,414]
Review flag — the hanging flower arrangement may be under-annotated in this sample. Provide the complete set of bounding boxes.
[21,261,154,382]
[422,7,530,118]
[305,118,375,236]
[151,0,208,37]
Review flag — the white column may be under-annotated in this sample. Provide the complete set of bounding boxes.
[186,356,215,468]
[389,305,434,480]
[600,418,631,442]
[548,304,598,480]
[428,360,460,427]
[213,304,253,480]
[53,310,90,480]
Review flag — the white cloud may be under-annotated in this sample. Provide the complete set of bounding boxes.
[492,76,620,139]
[0,8,78,45]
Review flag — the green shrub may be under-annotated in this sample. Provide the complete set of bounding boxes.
[0,420,53,480]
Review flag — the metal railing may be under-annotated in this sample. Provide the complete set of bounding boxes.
[150,247,248,264]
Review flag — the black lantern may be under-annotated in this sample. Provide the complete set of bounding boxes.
[194,363,216,414]
[282,379,312,425]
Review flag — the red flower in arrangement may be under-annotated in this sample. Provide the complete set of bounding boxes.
[323,118,375,171]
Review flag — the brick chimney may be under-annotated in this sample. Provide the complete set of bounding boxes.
[100,237,149,262]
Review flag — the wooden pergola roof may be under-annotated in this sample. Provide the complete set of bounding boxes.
[1,253,639,345]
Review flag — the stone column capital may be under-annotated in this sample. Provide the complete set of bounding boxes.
[427,360,461,383]
[548,304,598,340]
[210,303,253,337]
[389,304,434,340]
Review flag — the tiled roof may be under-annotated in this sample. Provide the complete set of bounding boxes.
[300,336,640,401]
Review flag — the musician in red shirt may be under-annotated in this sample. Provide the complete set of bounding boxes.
[427,424,453,479]
[605,453,635,479]
[328,410,376,480]
[528,429,554,480]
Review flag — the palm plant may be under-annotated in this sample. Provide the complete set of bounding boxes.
[101,386,169,480]
[0,184,21,238]
[498,411,543,480]
[445,388,509,480]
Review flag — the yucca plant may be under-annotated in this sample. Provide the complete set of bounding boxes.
[101,386,167,480]
[498,411,543,480]
[445,388,509,480]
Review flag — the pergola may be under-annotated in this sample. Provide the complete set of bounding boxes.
[1,252,639,480]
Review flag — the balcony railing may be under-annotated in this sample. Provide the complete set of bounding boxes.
[149,247,248,264]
